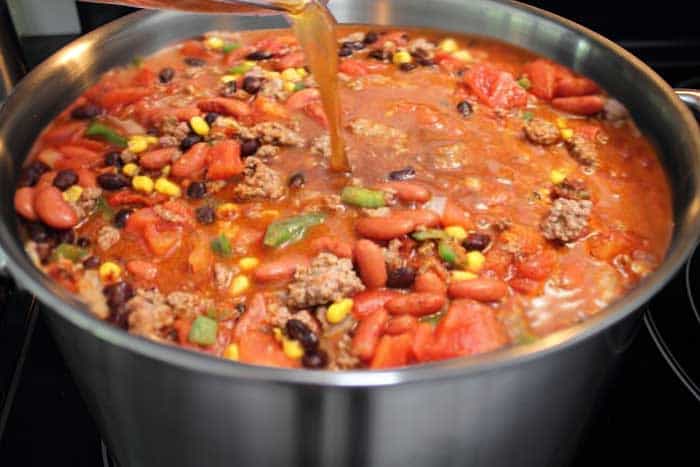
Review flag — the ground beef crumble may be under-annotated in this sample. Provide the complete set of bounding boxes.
[267,303,321,335]
[233,157,286,200]
[541,198,593,243]
[287,253,365,308]
[239,121,305,147]
[97,225,120,251]
[551,178,591,201]
[566,135,598,166]
[523,118,560,145]
[78,270,110,319]
[126,294,175,341]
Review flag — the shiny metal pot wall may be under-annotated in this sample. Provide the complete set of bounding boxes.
[1,1,700,466]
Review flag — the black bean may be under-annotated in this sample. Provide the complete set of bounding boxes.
[246,51,272,61]
[18,161,49,187]
[196,205,216,224]
[35,243,53,264]
[338,47,353,57]
[51,228,75,245]
[369,49,392,62]
[457,100,473,118]
[104,151,123,168]
[386,266,416,289]
[83,256,101,269]
[416,57,435,67]
[242,76,263,95]
[158,67,175,83]
[103,281,134,311]
[399,62,418,72]
[52,169,78,191]
[147,127,160,136]
[26,222,49,243]
[363,31,379,44]
[285,319,319,351]
[113,209,133,229]
[343,41,366,51]
[240,138,260,158]
[97,173,130,191]
[180,134,202,151]
[388,166,416,181]
[302,349,328,369]
[462,233,491,251]
[187,181,207,199]
[77,237,91,248]
[220,80,237,98]
[184,57,206,67]
[235,302,246,315]
[204,112,219,125]
[288,172,305,189]
[70,103,102,120]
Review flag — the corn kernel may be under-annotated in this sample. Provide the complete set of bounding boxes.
[99,261,122,283]
[284,81,297,93]
[451,270,478,282]
[538,187,551,199]
[238,257,260,271]
[281,68,302,82]
[438,38,458,53]
[560,128,574,141]
[144,135,159,145]
[221,74,239,83]
[260,209,280,220]
[445,226,468,241]
[556,118,568,129]
[230,275,250,296]
[132,175,154,194]
[452,50,472,62]
[122,162,139,176]
[273,327,284,342]
[465,177,482,191]
[154,177,181,197]
[392,50,412,65]
[296,67,308,78]
[550,169,568,185]
[465,251,486,272]
[282,338,305,359]
[190,116,210,137]
[205,36,225,50]
[62,185,83,203]
[218,221,239,240]
[161,165,171,176]
[223,343,239,361]
[326,298,353,324]
[127,136,149,154]
[216,203,239,220]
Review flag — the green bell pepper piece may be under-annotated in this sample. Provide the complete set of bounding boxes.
[51,243,88,263]
[411,229,448,241]
[222,42,241,54]
[438,241,457,264]
[264,212,325,248]
[85,121,127,147]
[210,234,232,258]
[341,187,386,208]
[188,315,218,346]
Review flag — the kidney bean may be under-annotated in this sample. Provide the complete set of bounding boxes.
[448,278,508,302]
[378,182,431,203]
[14,187,38,221]
[139,148,178,170]
[385,292,446,316]
[76,168,98,188]
[355,216,415,240]
[254,255,309,283]
[413,271,447,295]
[351,308,389,361]
[311,236,353,258]
[352,289,401,318]
[394,209,441,227]
[33,186,78,229]
[355,239,388,289]
[126,260,157,281]
[385,315,418,335]
[171,143,208,178]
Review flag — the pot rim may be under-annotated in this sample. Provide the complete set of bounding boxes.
[2,0,700,387]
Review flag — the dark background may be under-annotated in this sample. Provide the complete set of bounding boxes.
[1,1,700,466]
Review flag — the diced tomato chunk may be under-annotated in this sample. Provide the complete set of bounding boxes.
[108,191,168,207]
[509,277,543,296]
[54,145,103,169]
[251,96,289,122]
[275,51,305,70]
[126,260,158,281]
[143,223,181,256]
[238,331,299,368]
[171,142,208,179]
[370,334,413,369]
[207,139,243,180]
[132,67,157,87]
[197,98,251,118]
[124,208,159,234]
[286,88,320,111]
[233,294,268,342]
[551,95,605,116]
[188,239,213,275]
[303,101,328,127]
[516,249,557,281]
[441,200,471,229]
[464,63,528,109]
[99,87,151,110]
[339,59,370,77]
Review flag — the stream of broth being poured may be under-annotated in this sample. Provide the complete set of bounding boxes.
[86,0,349,171]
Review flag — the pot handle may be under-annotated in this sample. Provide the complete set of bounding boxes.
[675,89,700,114]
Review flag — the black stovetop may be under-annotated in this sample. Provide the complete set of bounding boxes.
[1,3,700,466]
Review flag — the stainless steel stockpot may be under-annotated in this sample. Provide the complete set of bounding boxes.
[1,1,700,466]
